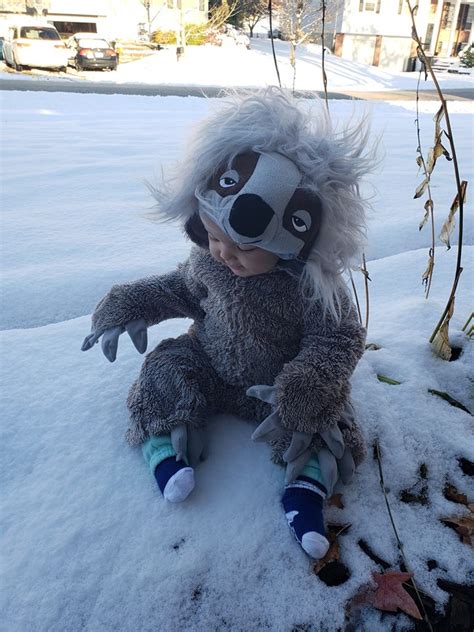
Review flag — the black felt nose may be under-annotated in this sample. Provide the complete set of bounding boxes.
[229,194,274,238]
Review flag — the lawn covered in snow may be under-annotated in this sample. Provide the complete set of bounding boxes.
[1,90,473,631]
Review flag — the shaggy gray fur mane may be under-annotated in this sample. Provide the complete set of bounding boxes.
[152,87,374,319]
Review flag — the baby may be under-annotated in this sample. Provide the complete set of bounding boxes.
[82,89,371,560]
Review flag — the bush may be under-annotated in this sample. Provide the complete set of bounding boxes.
[185,23,208,46]
[151,29,177,45]
[459,45,474,68]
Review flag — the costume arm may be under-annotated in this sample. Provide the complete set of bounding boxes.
[275,294,366,435]
[90,259,205,338]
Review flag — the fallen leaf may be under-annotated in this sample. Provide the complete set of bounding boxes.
[441,508,474,545]
[444,483,469,506]
[365,342,381,350]
[313,538,340,575]
[354,571,423,620]
[328,493,344,509]
[428,389,472,414]
[377,374,402,385]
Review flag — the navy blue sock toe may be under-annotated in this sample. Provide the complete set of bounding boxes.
[154,457,188,494]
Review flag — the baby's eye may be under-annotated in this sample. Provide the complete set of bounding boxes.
[291,210,312,233]
[219,169,239,189]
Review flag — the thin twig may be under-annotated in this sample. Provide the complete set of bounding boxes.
[268,0,281,88]
[362,254,370,331]
[320,0,328,110]
[406,0,466,349]
[374,440,433,631]
[349,269,363,325]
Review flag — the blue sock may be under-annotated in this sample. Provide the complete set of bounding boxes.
[282,457,330,559]
[142,436,195,503]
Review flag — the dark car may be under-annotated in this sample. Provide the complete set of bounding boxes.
[66,33,117,71]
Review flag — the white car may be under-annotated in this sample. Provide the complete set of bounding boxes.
[3,22,68,72]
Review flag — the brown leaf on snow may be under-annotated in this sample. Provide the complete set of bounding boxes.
[328,493,344,509]
[313,538,340,575]
[441,507,474,545]
[353,571,423,620]
[431,299,454,360]
[444,483,470,506]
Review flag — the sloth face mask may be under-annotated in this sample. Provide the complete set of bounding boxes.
[196,151,322,261]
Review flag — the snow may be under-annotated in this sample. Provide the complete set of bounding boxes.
[1,59,473,631]
[1,38,473,93]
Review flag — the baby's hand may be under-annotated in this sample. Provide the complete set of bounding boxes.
[81,318,147,362]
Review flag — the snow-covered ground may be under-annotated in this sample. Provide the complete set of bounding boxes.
[1,85,473,630]
[1,38,473,93]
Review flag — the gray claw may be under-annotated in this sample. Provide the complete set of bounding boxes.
[246,384,278,406]
[251,410,283,443]
[320,424,345,460]
[81,332,99,351]
[126,319,148,354]
[101,326,123,362]
[318,448,338,495]
[337,448,355,484]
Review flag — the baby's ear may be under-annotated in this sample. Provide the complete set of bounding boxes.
[184,213,209,248]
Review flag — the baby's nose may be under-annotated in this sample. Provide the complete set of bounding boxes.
[229,194,274,238]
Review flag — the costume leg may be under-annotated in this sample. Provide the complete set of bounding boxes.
[126,333,220,445]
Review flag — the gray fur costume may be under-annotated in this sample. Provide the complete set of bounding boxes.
[90,246,367,466]
[85,89,373,473]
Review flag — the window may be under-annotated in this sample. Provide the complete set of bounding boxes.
[20,26,60,40]
[359,0,381,13]
[424,23,434,48]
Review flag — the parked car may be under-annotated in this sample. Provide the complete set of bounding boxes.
[66,33,118,71]
[2,22,68,72]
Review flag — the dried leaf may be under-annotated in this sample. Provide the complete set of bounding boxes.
[441,507,474,545]
[421,251,434,288]
[313,538,340,575]
[365,342,381,351]
[414,177,429,199]
[434,105,445,134]
[354,571,423,620]
[430,298,453,361]
[416,155,424,168]
[377,374,402,385]
[328,493,344,509]
[419,198,433,231]
[439,181,467,248]
[444,483,469,506]
[428,389,471,414]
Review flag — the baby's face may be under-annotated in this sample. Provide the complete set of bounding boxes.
[201,215,279,277]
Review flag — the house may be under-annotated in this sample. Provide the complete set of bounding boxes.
[330,0,473,71]
[0,0,209,41]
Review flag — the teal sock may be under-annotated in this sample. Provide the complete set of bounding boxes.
[302,455,328,492]
[142,435,177,474]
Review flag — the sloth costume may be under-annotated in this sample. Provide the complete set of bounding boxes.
[83,89,372,559]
